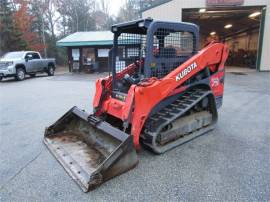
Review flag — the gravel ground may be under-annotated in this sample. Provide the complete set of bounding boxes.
[0,70,269,202]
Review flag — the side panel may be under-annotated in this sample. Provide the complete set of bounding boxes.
[210,43,228,108]
[210,70,225,108]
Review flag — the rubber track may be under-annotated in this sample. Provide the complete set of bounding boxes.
[142,87,217,154]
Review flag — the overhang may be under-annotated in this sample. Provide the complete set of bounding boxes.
[56,31,113,47]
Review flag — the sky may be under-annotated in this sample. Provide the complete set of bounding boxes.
[105,0,125,16]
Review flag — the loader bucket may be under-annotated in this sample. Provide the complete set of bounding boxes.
[44,107,138,192]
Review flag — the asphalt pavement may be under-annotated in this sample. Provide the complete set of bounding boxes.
[0,70,269,202]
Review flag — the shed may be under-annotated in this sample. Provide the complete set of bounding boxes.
[57,31,114,72]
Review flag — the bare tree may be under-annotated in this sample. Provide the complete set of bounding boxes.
[44,0,60,40]
[116,0,141,23]
[100,0,110,16]
[56,0,96,34]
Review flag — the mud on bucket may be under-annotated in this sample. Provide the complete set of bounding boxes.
[44,106,138,192]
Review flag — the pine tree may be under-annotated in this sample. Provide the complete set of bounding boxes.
[0,0,27,52]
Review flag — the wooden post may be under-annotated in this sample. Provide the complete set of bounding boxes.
[95,47,98,72]
[67,47,72,72]
[79,47,83,72]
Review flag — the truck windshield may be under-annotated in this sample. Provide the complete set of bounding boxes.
[3,52,25,59]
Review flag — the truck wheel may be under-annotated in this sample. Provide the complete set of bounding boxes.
[47,65,55,76]
[0,76,2,81]
[16,68,25,81]
[29,73,36,77]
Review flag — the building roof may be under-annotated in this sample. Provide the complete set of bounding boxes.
[56,31,114,47]
[140,0,172,12]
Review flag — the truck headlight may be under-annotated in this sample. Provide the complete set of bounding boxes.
[7,61,13,66]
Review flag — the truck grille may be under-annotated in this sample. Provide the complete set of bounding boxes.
[0,62,7,70]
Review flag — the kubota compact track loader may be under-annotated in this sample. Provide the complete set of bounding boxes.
[44,18,229,192]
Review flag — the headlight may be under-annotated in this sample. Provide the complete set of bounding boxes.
[7,61,13,66]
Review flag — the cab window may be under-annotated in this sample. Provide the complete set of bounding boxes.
[32,53,40,59]
[25,53,33,59]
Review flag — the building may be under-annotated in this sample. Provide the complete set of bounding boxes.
[57,31,114,72]
[141,0,270,71]
[57,30,143,73]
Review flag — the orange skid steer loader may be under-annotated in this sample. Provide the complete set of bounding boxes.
[44,18,229,192]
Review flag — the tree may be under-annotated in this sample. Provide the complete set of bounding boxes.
[116,0,141,23]
[13,0,45,52]
[56,0,96,34]
[0,0,27,53]
[29,0,48,56]
[44,0,60,41]
[94,0,115,30]
[1,0,149,63]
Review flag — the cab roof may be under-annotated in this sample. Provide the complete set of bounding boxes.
[111,18,153,34]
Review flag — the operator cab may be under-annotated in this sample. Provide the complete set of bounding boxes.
[110,18,199,100]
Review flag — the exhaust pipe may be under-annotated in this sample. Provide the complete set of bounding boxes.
[44,107,138,192]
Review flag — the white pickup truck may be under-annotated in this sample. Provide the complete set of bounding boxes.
[0,51,56,81]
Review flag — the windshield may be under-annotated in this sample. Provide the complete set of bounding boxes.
[3,52,25,59]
